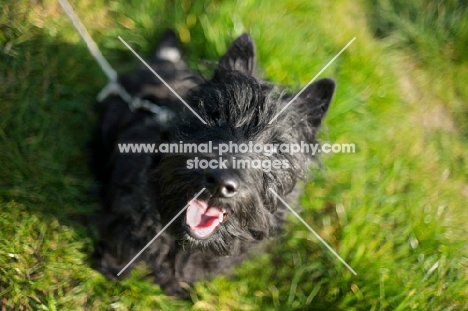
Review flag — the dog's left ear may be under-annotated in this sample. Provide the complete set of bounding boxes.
[296,78,336,128]
[215,33,256,76]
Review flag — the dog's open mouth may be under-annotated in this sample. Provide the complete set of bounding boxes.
[185,199,227,240]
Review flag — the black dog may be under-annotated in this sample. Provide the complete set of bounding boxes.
[91,30,335,297]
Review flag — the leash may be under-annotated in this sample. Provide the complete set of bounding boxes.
[58,0,173,125]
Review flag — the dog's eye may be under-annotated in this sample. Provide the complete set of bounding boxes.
[217,118,225,127]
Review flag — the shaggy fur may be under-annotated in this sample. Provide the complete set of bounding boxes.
[91,30,335,297]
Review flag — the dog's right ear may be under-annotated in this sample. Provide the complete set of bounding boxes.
[215,33,256,76]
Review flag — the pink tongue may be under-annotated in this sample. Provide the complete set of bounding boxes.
[186,199,224,236]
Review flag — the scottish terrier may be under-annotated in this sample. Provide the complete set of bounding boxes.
[91,30,335,297]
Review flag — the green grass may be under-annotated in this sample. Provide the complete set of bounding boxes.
[1,0,467,309]
[368,0,468,137]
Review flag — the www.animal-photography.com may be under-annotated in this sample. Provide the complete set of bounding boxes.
[1,0,467,310]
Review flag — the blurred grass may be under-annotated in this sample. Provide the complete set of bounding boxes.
[1,0,468,310]
[368,0,468,137]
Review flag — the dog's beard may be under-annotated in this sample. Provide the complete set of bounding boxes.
[176,195,278,256]
[153,158,281,256]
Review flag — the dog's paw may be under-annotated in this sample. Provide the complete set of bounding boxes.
[92,245,131,280]
[160,280,191,299]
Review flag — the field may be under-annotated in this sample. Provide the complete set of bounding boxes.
[1,0,467,310]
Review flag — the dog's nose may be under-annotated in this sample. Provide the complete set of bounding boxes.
[204,169,238,198]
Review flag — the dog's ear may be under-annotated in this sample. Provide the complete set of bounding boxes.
[153,29,183,63]
[215,33,256,76]
[296,78,335,128]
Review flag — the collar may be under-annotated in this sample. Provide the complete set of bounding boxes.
[97,81,175,126]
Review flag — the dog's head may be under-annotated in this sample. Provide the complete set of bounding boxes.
[154,33,335,256]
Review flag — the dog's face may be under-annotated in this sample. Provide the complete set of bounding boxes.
[153,34,335,256]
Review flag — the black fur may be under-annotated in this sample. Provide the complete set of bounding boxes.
[91,30,335,297]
